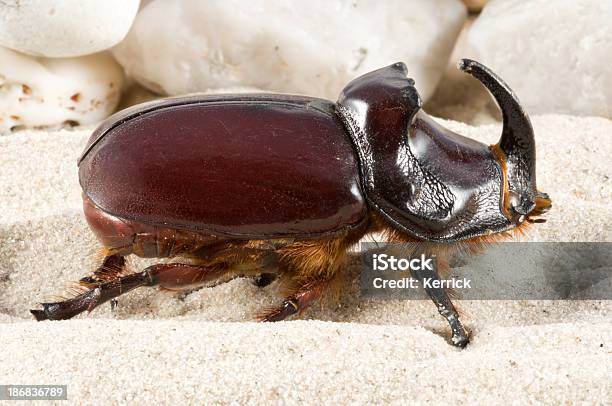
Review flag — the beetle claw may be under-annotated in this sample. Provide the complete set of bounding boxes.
[30,308,49,321]
[451,327,470,348]
[452,333,470,348]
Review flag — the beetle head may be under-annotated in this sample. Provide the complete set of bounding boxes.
[460,59,551,227]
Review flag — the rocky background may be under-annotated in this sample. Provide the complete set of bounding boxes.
[1,0,611,133]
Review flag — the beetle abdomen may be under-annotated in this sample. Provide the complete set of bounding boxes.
[79,95,367,239]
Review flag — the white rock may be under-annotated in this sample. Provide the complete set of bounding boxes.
[0,0,140,57]
[113,0,466,101]
[0,47,124,132]
[467,0,612,118]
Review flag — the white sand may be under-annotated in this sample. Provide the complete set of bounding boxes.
[0,115,610,403]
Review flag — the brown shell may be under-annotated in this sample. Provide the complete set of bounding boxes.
[79,94,367,239]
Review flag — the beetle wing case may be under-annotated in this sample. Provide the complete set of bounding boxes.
[336,63,512,241]
[78,94,367,239]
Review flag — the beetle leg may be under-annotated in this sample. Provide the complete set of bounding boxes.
[30,263,232,321]
[199,243,279,287]
[179,245,279,297]
[79,253,127,284]
[252,272,277,288]
[29,253,128,320]
[259,277,333,322]
[258,233,361,322]
[258,262,346,323]
[411,266,470,348]
[76,252,129,313]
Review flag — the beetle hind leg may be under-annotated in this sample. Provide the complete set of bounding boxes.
[30,243,280,321]
[79,252,127,284]
[30,262,233,321]
[30,252,128,321]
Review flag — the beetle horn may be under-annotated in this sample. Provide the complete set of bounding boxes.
[458,59,535,172]
[459,58,537,215]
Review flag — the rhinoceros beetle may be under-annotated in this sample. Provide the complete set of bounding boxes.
[31,59,551,347]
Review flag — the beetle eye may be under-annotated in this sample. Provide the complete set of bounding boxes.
[507,191,532,224]
[508,191,521,210]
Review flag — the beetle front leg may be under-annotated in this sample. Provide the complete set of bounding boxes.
[411,266,470,348]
